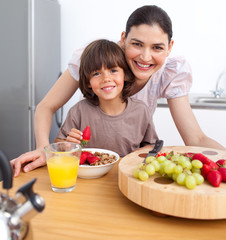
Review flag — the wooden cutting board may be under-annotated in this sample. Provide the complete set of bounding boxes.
[118,145,226,220]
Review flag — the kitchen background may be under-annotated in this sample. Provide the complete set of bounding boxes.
[0,0,225,160]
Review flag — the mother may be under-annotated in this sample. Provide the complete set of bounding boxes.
[11,5,225,176]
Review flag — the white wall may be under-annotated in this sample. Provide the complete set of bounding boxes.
[58,0,226,117]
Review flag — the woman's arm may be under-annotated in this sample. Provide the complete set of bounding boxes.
[34,69,79,149]
[11,69,79,176]
[168,95,226,150]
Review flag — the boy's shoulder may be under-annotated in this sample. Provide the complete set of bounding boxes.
[68,99,96,113]
[129,97,149,108]
[128,97,151,116]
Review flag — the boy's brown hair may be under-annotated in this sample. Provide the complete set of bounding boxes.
[79,39,134,105]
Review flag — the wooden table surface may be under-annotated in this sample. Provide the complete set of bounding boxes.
[2,158,226,240]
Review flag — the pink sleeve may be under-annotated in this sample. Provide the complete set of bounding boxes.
[160,56,193,99]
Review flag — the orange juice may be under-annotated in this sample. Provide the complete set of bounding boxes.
[47,155,79,188]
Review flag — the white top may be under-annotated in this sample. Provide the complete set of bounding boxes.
[68,48,193,115]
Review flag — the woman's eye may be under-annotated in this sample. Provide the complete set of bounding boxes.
[153,46,164,50]
[132,42,142,47]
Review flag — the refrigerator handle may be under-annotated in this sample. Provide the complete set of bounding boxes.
[55,106,63,128]
[55,72,63,128]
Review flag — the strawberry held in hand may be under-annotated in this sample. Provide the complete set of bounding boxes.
[81,125,91,146]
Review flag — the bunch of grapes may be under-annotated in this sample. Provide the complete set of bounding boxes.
[133,152,204,189]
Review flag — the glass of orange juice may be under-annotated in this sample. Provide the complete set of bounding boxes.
[44,142,81,193]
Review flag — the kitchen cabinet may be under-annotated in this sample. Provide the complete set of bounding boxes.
[154,107,226,147]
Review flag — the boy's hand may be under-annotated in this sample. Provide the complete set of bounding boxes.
[66,128,83,144]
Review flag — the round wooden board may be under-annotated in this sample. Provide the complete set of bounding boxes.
[118,145,226,220]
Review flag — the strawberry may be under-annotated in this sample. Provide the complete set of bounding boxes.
[218,167,226,182]
[80,151,92,165]
[87,155,99,165]
[216,159,226,168]
[192,153,218,169]
[207,170,222,187]
[201,164,212,179]
[81,125,91,146]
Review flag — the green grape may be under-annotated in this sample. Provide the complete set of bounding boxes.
[184,169,192,175]
[164,162,176,174]
[181,160,192,170]
[145,164,155,176]
[161,159,171,168]
[185,175,196,189]
[191,168,201,174]
[145,156,156,163]
[191,160,203,169]
[138,170,149,181]
[137,163,144,169]
[178,156,188,165]
[150,160,160,171]
[133,168,140,179]
[172,173,179,181]
[174,164,183,174]
[171,155,180,163]
[158,163,165,176]
[176,173,186,185]
[192,173,204,185]
[157,156,167,163]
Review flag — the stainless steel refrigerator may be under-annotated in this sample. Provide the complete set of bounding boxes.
[0,0,62,160]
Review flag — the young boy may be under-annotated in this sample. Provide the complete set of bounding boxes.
[55,39,158,156]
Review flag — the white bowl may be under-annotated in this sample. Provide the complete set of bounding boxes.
[78,148,120,179]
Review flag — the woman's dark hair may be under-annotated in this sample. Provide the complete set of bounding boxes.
[125,5,172,43]
[79,39,134,105]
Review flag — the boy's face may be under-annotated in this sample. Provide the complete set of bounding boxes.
[89,66,125,103]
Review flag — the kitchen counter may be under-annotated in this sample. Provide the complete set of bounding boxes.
[157,93,226,110]
[2,160,226,240]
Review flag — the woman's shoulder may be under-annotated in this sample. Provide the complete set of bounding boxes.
[159,55,193,98]
[164,55,192,75]
[68,48,84,81]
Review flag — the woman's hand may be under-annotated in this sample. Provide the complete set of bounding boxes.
[66,128,83,144]
[10,148,47,177]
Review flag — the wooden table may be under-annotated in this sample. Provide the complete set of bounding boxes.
[2,158,226,240]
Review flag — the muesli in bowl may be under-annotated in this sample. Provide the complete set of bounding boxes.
[78,148,120,179]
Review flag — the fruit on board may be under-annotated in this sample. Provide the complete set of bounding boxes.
[192,153,218,169]
[81,125,91,146]
[216,159,226,168]
[218,167,226,182]
[207,170,222,187]
[133,151,204,189]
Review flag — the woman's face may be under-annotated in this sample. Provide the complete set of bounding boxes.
[121,24,174,83]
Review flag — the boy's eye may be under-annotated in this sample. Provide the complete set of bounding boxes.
[92,71,100,77]
[111,68,118,73]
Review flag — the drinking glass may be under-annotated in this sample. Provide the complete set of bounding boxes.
[44,142,81,193]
